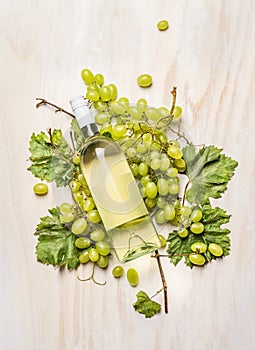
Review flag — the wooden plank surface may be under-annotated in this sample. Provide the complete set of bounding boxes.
[1,1,255,349]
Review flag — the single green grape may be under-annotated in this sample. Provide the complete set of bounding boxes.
[86,91,99,102]
[191,242,207,253]
[178,228,189,238]
[145,107,161,121]
[73,191,84,204]
[158,106,170,117]
[90,229,105,242]
[164,204,175,221]
[128,106,142,120]
[157,19,169,31]
[150,158,161,170]
[97,255,109,268]
[94,100,107,112]
[180,206,192,217]
[127,268,139,287]
[112,124,127,139]
[169,140,181,148]
[108,84,118,100]
[159,234,167,247]
[94,73,104,86]
[59,202,73,214]
[95,112,111,125]
[75,237,91,249]
[130,163,139,176]
[81,68,94,84]
[157,178,169,196]
[118,97,129,110]
[112,265,124,278]
[174,158,186,171]
[88,248,99,262]
[72,152,80,165]
[173,106,182,119]
[69,180,81,192]
[138,162,148,176]
[60,211,75,223]
[71,218,88,235]
[160,157,170,171]
[33,183,48,195]
[87,84,99,92]
[190,222,204,234]
[155,209,166,224]
[110,101,126,115]
[140,186,147,198]
[189,253,205,266]
[168,183,180,195]
[77,174,87,187]
[126,147,136,158]
[82,197,95,212]
[145,182,158,199]
[145,197,157,208]
[136,98,148,111]
[190,209,203,222]
[140,175,151,187]
[99,86,112,102]
[136,141,147,154]
[95,241,110,256]
[208,243,223,257]
[137,74,152,88]
[157,197,166,209]
[87,209,101,223]
[79,250,90,264]
[167,145,183,159]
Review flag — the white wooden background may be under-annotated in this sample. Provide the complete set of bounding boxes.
[1,1,255,349]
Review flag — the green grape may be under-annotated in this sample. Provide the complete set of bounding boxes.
[145,107,161,121]
[128,106,142,120]
[150,150,160,159]
[75,237,91,249]
[173,106,182,119]
[157,196,166,209]
[159,234,167,247]
[190,209,203,222]
[167,176,179,185]
[169,140,181,148]
[142,133,152,143]
[69,180,81,192]
[108,84,118,100]
[208,243,223,257]
[174,158,186,171]
[137,74,153,88]
[190,222,204,234]
[145,197,157,208]
[59,202,73,214]
[97,255,109,268]
[138,162,148,176]
[164,204,175,220]
[77,174,87,187]
[87,84,99,92]
[160,157,170,171]
[145,182,158,199]
[95,112,110,125]
[168,183,180,195]
[100,123,112,135]
[86,91,99,102]
[79,250,90,264]
[130,163,139,176]
[158,107,170,117]
[95,241,110,256]
[167,145,183,159]
[90,229,105,242]
[191,242,207,253]
[109,101,125,114]
[33,183,48,195]
[178,228,189,238]
[81,68,94,84]
[151,142,161,151]
[189,253,205,266]
[118,97,129,110]
[94,100,107,112]
[71,218,88,235]
[99,86,112,102]
[94,73,104,86]
[136,141,147,154]
[112,124,127,139]
[157,178,169,196]
[140,186,147,198]
[112,265,124,278]
[72,152,80,165]
[140,175,151,187]
[60,212,75,223]
[155,209,166,224]
[73,191,84,204]
[180,206,192,217]
[150,158,161,170]
[87,209,101,223]
[137,98,148,112]
[126,147,136,158]
[127,268,139,286]
[82,197,95,212]
[181,217,192,228]
[157,19,169,31]
[88,248,99,262]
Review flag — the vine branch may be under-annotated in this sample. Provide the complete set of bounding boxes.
[36,98,75,118]
[152,250,168,313]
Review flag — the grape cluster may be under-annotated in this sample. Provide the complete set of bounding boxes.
[59,202,110,269]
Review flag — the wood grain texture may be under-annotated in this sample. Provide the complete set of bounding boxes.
[0,1,255,349]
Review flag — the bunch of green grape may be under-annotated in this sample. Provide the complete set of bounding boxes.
[59,202,110,268]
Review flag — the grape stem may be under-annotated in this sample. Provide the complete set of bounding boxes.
[152,250,168,313]
[47,128,73,161]
[36,98,75,118]
[182,179,191,206]
[170,87,177,115]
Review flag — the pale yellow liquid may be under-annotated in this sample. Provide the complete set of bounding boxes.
[80,135,161,262]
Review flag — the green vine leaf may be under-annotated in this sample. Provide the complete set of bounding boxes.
[182,143,238,204]
[133,291,161,318]
[71,119,85,151]
[35,208,80,270]
[27,130,75,187]
[167,204,231,268]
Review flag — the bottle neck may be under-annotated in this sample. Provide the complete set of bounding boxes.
[81,123,99,138]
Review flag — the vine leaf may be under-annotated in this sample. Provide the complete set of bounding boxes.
[71,119,85,151]
[167,204,231,268]
[27,130,75,187]
[182,143,238,204]
[35,208,80,270]
[133,291,161,318]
